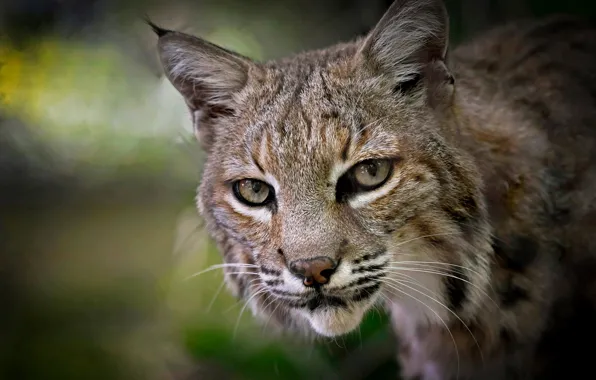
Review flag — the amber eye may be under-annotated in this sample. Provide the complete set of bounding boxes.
[233,179,273,206]
[352,159,392,190]
[335,158,395,202]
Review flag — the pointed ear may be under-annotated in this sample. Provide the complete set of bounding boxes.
[358,0,452,105]
[150,22,258,149]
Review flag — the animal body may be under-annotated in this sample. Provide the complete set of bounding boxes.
[152,1,596,378]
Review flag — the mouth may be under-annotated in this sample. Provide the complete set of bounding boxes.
[297,282,382,337]
[304,281,381,310]
[261,262,386,337]
[304,294,347,311]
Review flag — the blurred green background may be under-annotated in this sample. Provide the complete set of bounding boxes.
[1,1,596,379]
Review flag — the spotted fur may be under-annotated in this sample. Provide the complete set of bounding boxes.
[152,1,596,378]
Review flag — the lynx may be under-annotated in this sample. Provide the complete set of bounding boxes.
[151,0,596,378]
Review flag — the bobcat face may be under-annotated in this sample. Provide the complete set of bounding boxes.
[198,69,446,336]
[153,0,492,337]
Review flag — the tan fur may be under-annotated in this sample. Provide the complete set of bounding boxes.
[152,1,596,378]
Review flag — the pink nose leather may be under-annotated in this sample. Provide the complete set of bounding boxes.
[288,257,338,286]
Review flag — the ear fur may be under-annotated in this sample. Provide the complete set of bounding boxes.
[358,0,453,106]
[149,20,258,148]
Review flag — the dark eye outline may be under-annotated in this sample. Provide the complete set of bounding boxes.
[335,158,395,202]
[232,179,276,207]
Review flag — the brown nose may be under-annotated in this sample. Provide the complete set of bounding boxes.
[288,257,338,287]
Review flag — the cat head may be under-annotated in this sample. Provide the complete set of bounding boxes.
[153,0,492,337]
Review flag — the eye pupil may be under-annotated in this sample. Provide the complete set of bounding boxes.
[252,181,262,193]
[366,163,378,177]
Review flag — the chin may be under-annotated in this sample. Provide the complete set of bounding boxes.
[303,304,370,337]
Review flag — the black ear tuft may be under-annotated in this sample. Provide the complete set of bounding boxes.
[144,16,171,37]
[393,74,422,95]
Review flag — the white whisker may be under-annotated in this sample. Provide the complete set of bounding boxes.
[184,263,259,281]
[262,294,285,335]
[387,258,498,296]
[222,278,262,313]
[388,260,482,276]
[233,287,267,339]
[385,266,499,308]
[393,232,460,249]
[380,281,460,379]
[205,279,226,313]
[385,277,483,366]
[224,271,261,276]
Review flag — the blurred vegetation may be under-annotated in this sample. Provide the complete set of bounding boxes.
[1,0,596,379]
